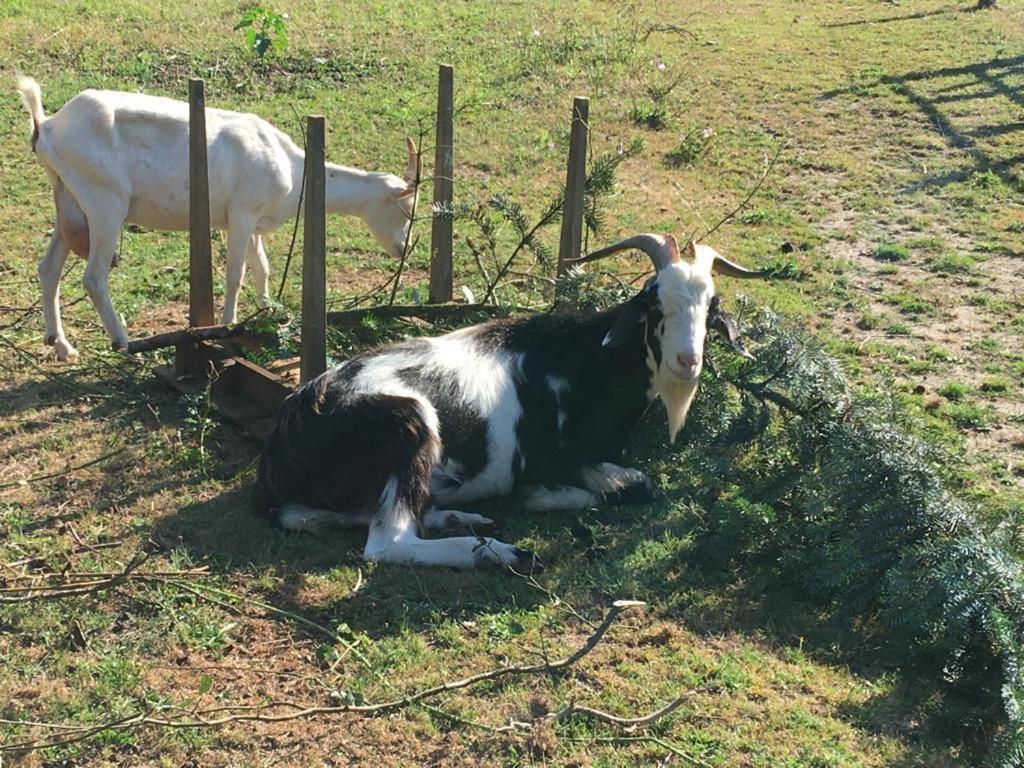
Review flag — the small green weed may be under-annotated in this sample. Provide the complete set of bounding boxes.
[234,7,289,59]
[874,243,909,262]
[629,101,670,130]
[665,125,716,167]
[927,252,976,275]
[882,292,935,316]
[937,381,968,401]
[980,376,1011,393]
[856,312,880,330]
[944,402,992,430]
[926,344,955,362]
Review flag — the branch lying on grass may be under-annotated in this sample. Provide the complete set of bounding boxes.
[699,139,789,241]
[0,447,127,492]
[1,600,648,755]
[639,21,700,41]
[0,551,149,603]
[0,567,208,586]
[494,691,693,733]
[162,578,375,670]
[2,540,122,572]
[0,334,115,401]
[126,323,255,354]
[571,734,714,768]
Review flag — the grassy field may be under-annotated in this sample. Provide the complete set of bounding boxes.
[1,1,1023,766]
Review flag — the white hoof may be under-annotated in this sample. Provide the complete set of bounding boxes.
[54,338,78,361]
[256,293,272,310]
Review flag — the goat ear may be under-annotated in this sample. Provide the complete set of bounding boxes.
[603,288,653,348]
[403,136,420,186]
[686,238,698,261]
[706,295,755,360]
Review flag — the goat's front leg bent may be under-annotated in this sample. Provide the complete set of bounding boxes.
[522,463,652,511]
[365,506,537,571]
[38,222,75,360]
[580,462,653,505]
[521,485,601,511]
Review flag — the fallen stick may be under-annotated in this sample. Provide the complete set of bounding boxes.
[126,324,251,354]
[1,600,648,754]
[0,551,149,604]
[0,448,127,491]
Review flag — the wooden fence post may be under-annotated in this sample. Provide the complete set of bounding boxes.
[429,63,454,304]
[557,96,589,282]
[300,116,327,384]
[188,78,215,329]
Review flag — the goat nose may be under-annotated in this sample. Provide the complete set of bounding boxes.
[677,352,702,370]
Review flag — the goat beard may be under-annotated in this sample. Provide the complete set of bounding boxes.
[655,368,700,444]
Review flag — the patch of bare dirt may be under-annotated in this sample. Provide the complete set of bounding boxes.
[816,202,1023,492]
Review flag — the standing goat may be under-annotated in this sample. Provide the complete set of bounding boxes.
[255,234,766,570]
[16,77,418,360]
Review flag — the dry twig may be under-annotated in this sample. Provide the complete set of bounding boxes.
[0,447,127,492]
[698,140,789,242]
[1,600,648,755]
[0,551,149,604]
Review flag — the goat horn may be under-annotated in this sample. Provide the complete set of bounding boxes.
[572,233,681,271]
[710,253,769,279]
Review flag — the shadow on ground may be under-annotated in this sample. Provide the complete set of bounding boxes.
[821,52,1024,192]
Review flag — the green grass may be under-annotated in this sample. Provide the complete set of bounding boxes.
[944,402,994,430]
[937,381,969,401]
[3,0,1023,765]
[927,252,977,275]
[874,243,910,262]
[980,376,1011,394]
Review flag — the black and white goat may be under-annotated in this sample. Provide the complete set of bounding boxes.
[254,234,765,569]
[16,77,418,360]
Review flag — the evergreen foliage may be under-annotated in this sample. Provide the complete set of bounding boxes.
[684,305,1024,763]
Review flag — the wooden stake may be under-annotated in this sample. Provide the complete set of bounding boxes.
[188,79,215,329]
[300,116,327,384]
[557,97,589,281]
[429,64,454,304]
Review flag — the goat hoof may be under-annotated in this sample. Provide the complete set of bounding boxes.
[111,338,130,354]
[44,333,56,346]
[54,339,78,361]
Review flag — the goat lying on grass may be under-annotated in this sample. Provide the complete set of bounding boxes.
[254,234,766,570]
[16,76,418,360]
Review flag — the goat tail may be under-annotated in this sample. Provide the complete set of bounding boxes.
[15,75,44,152]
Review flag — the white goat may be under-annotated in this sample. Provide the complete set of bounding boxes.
[16,77,418,360]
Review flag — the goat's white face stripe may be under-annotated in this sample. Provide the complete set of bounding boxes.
[648,257,716,443]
